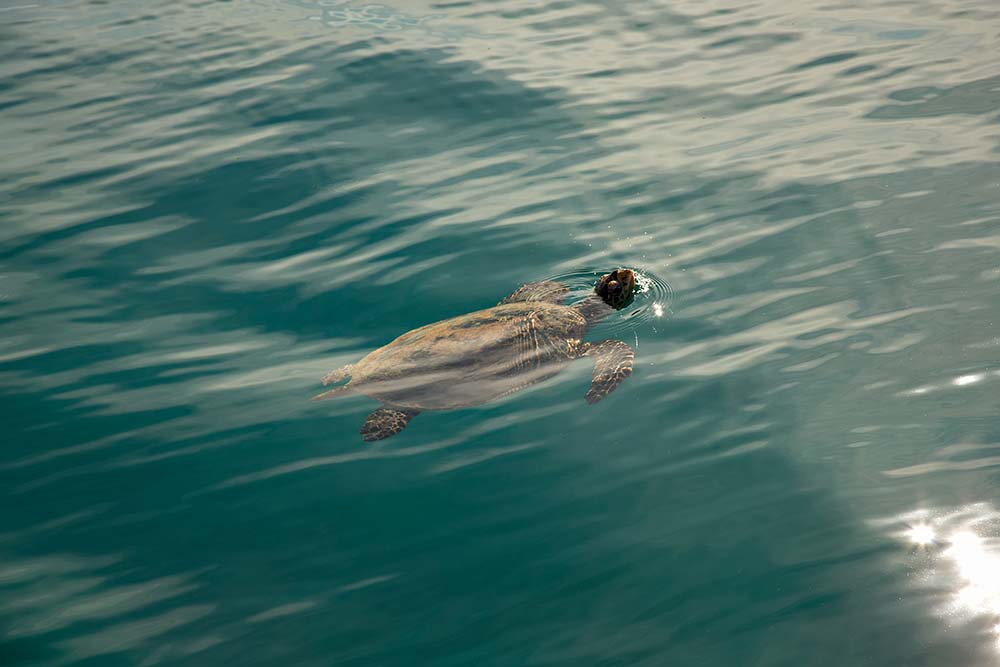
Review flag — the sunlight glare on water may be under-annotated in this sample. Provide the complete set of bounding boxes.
[908,523,936,547]
[882,504,1000,654]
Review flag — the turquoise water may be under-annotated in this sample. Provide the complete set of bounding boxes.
[2,0,1000,664]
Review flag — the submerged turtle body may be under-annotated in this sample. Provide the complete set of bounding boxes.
[314,271,638,442]
[348,301,586,411]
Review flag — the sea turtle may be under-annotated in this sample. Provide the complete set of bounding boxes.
[313,268,638,441]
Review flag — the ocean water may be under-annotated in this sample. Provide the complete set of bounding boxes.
[2,0,1000,664]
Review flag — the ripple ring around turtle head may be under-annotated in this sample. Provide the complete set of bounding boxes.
[541,267,674,338]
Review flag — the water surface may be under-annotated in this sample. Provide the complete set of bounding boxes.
[2,0,1000,665]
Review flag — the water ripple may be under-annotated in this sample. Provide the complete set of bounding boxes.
[3,0,1000,664]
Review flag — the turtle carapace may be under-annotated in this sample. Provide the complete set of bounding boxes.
[313,269,638,442]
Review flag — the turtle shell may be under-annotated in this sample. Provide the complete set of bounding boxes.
[349,301,587,411]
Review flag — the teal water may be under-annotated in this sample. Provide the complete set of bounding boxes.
[2,0,1000,664]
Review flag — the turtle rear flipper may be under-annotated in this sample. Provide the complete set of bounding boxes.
[361,407,420,442]
[499,281,569,305]
[583,340,634,404]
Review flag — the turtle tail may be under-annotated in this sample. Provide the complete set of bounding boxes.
[322,364,354,386]
[310,384,353,401]
[313,363,355,401]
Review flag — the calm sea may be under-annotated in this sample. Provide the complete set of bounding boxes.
[2,0,1000,665]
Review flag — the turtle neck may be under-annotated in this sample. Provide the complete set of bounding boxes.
[575,294,616,330]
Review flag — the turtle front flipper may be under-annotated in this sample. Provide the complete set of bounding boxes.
[582,340,634,404]
[499,281,569,305]
[361,407,420,442]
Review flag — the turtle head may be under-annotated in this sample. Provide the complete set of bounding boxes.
[595,268,636,310]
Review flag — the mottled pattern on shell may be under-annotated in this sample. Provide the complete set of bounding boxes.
[348,301,587,410]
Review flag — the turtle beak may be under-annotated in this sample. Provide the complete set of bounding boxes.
[597,268,636,309]
[614,269,636,308]
[618,269,635,295]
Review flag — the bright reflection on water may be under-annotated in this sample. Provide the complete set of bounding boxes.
[953,374,985,387]
[947,531,1000,620]
[902,369,999,397]
[884,505,1000,649]
[907,523,936,547]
